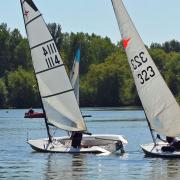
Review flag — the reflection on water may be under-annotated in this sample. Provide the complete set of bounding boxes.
[145,159,180,180]
[44,154,86,180]
[1,109,180,179]
[166,160,180,179]
[42,153,180,180]
[44,154,87,180]
[71,154,86,180]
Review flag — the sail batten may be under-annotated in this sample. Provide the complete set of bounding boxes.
[25,14,42,26]
[31,39,54,50]
[20,0,87,132]
[112,0,180,136]
[42,89,74,99]
[36,64,65,75]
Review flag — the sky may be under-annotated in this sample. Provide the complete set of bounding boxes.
[0,0,180,45]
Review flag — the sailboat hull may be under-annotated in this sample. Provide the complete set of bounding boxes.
[27,134,127,154]
[141,142,180,158]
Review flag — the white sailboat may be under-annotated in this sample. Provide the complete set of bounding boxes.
[111,0,180,157]
[20,0,127,154]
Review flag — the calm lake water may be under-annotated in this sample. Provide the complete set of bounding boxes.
[0,108,180,180]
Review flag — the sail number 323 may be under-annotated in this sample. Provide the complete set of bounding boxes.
[131,51,155,84]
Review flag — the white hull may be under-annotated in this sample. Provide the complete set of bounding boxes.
[27,134,127,154]
[141,142,180,158]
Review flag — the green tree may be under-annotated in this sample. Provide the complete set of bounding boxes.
[150,48,168,73]
[162,40,180,52]
[61,32,117,75]
[48,23,63,51]
[164,52,180,103]
[80,49,139,106]
[0,79,8,108]
[6,68,39,108]
[14,38,32,70]
[0,23,10,77]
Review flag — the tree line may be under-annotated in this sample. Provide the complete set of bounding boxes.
[0,23,179,108]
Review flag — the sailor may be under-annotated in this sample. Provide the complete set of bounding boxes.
[166,136,176,145]
[157,134,179,146]
[157,135,174,152]
[159,135,180,152]
[28,107,34,114]
[71,131,83,148]
[166,136,180,151]
[116,141,125,153]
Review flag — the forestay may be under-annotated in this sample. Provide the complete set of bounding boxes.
[70,48,80,104]
[111,0,180,136]
[20,0,87,132]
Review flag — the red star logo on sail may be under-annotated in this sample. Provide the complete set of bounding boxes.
[24,10,29,17]
[122,38,131,49]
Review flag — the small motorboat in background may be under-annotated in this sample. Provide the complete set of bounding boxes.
[24,108,44,118]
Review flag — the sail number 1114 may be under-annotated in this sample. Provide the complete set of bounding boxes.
[42,42,61,68]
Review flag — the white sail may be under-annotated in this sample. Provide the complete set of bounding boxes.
[111,0,180,136]
[70,48,80,104]
[20,0,87,132]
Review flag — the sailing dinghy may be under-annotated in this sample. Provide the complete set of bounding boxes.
[20,0,127,154]
[111,0,180,157]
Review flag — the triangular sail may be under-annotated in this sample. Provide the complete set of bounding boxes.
[70,48,80,104]
[20,0,87,132]
[111,0,180,136]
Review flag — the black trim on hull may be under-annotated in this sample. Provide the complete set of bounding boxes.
[142,147,180,158]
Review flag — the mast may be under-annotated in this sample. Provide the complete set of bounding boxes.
[37,79,52,142]
[20,0,52,142]
[41,103,52,142]
[144,111,156,145]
